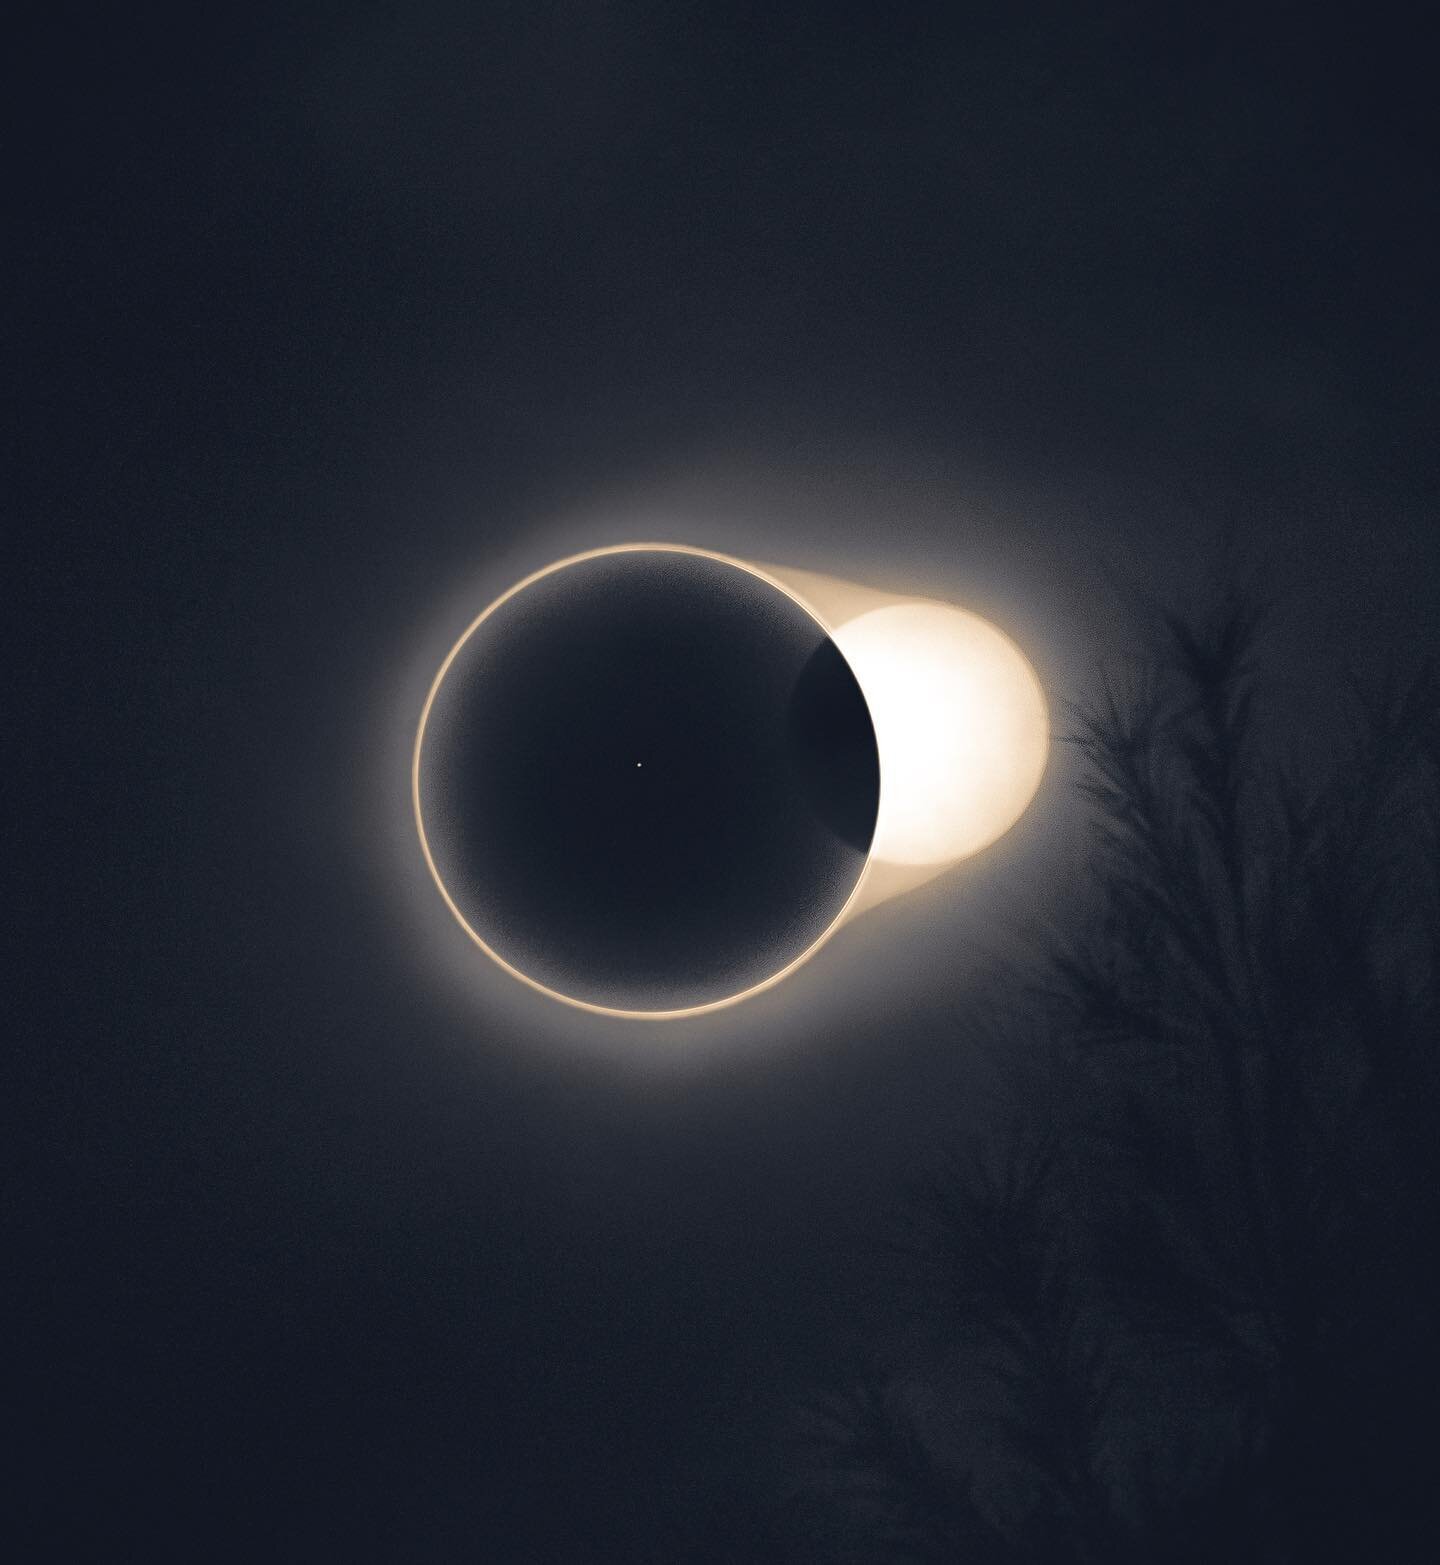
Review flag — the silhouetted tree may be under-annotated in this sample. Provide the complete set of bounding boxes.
[768,595,1438,1562]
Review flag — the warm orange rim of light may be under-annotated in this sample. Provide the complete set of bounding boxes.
[412,542,873,1021]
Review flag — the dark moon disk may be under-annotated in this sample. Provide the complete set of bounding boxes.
[416,549,880,1012]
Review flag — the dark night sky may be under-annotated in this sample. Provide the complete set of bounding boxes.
[10,2,1439,1558]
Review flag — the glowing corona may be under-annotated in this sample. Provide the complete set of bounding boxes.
[413,544,872,1020]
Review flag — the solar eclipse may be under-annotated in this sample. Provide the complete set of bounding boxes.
[413,544,1048,1018]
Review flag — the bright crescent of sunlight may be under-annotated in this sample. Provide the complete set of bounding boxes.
[831,602,1049,868]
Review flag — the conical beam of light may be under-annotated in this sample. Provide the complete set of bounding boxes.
[414,547,1049,1016]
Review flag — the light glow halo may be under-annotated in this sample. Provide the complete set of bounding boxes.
[832,602,1049,866]
[412,542,873,1021]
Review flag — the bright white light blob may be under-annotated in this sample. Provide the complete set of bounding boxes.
[832,603,1049,868]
